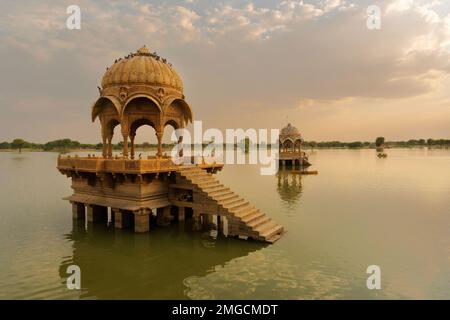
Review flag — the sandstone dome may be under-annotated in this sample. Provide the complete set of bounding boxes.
[280,123,301,137]
[101,46,183,93]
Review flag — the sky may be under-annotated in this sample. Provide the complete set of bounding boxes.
[0,0,449,144]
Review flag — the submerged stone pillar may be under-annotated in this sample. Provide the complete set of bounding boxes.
[112,208,122,229]
[227,217,240,237]
[202,214,213,228]
[157,206,171,226]
[71,202,85,220]
[86,205,108,223]
[192,209,202,231]
[178,206,185,221]
[113,209,134,229]
[134,209,150,233]
[217,215,224,233]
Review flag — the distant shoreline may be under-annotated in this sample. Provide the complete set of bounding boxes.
[2,137,449,153]
[1,145,449,153]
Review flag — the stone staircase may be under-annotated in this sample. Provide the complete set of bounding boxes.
[179,166,284,243]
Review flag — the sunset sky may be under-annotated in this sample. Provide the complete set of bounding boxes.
[0,0,449,144]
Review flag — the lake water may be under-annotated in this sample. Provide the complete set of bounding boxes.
[0,149,449,299]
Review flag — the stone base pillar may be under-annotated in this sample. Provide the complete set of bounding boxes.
[72,202,85,220]
[114,209,133,229]
[87,205,108,223]
[192,209,202,231]
[178,206,185,221]
[217,215,224,233]
[227,218,240,237]
[134,209,150,233]
[113,208,122,228]
[157,206,171,226]
[202,213,213,228]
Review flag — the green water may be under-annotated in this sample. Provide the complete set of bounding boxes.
[0,149,449,299]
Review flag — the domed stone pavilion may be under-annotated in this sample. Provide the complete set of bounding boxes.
[91,46,192,159]
[279,123,311,167]
[57,47,283,243]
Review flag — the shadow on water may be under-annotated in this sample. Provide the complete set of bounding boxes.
[59,220,266,299]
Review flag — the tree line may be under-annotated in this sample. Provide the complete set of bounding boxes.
[0,137,449,152]
[303,138,450,149]
[0,138,171,152]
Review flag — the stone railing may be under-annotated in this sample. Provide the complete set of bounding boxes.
[57,156,181,173]
[279,151,307,159]
[57,155,223,174]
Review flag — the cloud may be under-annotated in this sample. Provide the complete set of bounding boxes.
[0,0,449,141]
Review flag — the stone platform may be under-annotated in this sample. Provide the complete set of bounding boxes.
[57,156,283,243]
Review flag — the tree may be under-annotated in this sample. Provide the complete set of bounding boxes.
[348,141,363,148]
[11,138,30,153]
[375,137,385,148]
[0,141,10,149]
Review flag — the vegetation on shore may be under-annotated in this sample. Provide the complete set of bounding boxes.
[0,137,449,153]
[302,138,450,149]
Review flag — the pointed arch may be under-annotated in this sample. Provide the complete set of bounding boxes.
[162,97,193,125]
[91,96,121,122]
[122,94,162,118]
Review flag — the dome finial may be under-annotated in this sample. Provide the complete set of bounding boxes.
[137,45,150,55]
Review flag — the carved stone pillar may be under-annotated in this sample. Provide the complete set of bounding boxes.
[107,136,113,158]
[101,131,107,158]
[177,128,184,158]
[156,131,163,158]
[122,133,129,158]
[130,134,136,160]
[71,202,85,220]
[134,209,150,233]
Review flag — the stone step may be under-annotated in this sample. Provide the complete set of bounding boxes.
[204,185,229,194]
[208,188,231,197]
[197,180,221,188]
[213,191,236,201]
[234,206,258,218]
[244,212,269,226]
[225,200,249,211]
[219,197,244,207]
[260,224,284,239]
[179,165,284,244]
[239,209,262,221]
[255,220,277,233]
[266,234,282,244]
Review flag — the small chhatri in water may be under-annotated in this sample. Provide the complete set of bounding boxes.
[279,123,311,168]
[57,46,283,243]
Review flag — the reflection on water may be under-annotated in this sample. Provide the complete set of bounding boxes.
[0,149,449,299]
[277,170,303,208]
[59,221,265,299]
